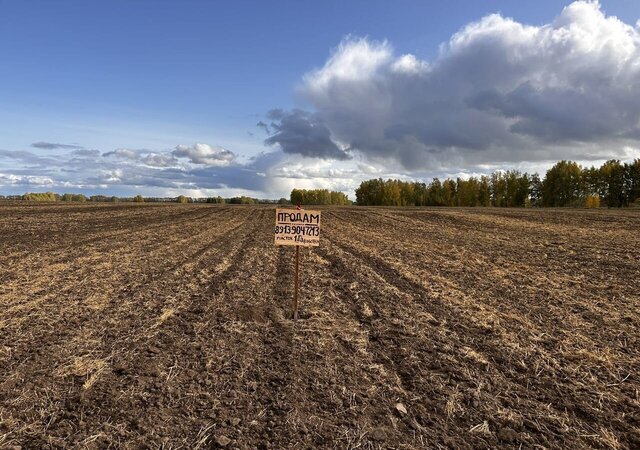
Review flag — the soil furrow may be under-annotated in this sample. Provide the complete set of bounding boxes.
[1,205,638,450]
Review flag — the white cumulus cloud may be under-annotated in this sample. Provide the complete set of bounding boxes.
[267,1,640,171]
[102,148,140,160]
[172,143,236,166]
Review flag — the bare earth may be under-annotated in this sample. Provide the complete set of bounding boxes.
[0,204,638,449]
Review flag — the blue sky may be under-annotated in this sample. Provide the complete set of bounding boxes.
[1,1,640,198]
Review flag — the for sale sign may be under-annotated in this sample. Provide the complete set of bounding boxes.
[274,208,321,247]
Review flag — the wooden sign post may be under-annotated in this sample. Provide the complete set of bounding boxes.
[274,208,321,320]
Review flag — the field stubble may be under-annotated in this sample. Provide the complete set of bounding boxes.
[0,203,638,449]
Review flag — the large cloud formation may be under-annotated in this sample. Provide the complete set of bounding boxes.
[263,109,351,160]
[268,1,640,170]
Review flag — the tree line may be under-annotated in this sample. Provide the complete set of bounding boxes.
[21,192,90,202]
[10,193,285,204]
[290,189,350,205]
[355,159,640,207]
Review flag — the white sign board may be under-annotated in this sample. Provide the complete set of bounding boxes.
[274,208,321,247]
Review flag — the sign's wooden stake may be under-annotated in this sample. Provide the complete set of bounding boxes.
[293,245,300,320]
[274,207,320,321]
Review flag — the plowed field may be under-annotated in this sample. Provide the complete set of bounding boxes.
[1,204,638,449]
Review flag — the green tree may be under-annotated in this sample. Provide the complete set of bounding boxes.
[61,193,87,202]
[504,171,529,207]
[290,188,304,205]
[478,176,491,206]
[490,172,507,207]
[582,166,601,198]
[456,177,479,206]
[442,179,456,206]
[381,180,401,206]
[529,173,542,207]
[628,159,640,204]
[23,192,59,202]
[599,160,626,207]
[292,188,348,205]
[542,160,582,207]
[412,182,428,206]
[427,178,444,206]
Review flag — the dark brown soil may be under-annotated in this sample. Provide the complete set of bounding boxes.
[0,204,638,449]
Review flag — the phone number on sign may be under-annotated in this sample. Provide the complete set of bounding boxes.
[274,224,320,236]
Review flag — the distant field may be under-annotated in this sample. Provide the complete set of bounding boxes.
[0,204,638,449]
